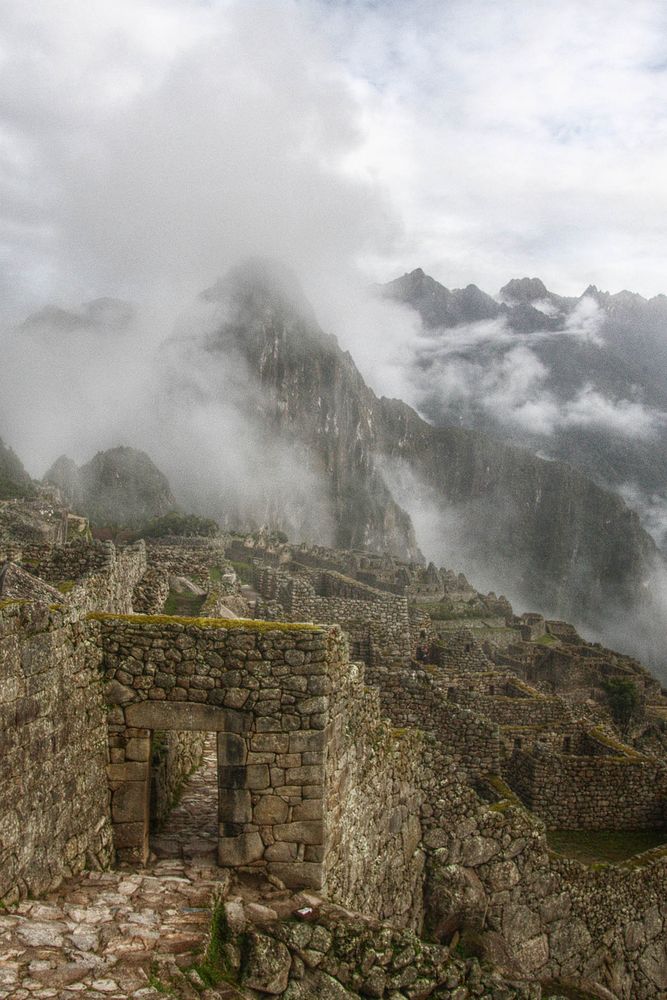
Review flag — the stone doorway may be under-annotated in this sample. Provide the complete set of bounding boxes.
[108,702,251,866]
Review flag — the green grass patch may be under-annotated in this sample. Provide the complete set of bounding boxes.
[86,611,323,632]
[55,579,77,594]
[162,588,206,617]
[532,633,557,646]
[230,560,254,585]
[547,830,667,865]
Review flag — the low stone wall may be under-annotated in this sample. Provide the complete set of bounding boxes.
[150,730,206,829]
[423,768,667,999]
[9,539,147,616]
[13,539,111,582]
[143,538,227,586]
[132,564,170,614]
[0,602,112,904]
[62,542,146,615]
[449,688,570,727]
[507,743,667,830]
[433,627,493,672]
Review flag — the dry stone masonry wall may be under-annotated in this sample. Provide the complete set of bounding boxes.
[323,659,426,930]
[508,742,667,830]
[0,603,112,905]
[97,614,348,889]
[253,562,412,666]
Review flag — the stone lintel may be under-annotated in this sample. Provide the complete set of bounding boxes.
[124,700,250,733]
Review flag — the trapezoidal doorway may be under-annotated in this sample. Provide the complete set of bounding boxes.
[107,701,251,866]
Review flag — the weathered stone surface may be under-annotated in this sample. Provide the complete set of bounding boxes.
[243,932,292,994]
[253,795,290,825]
[218,832,264,866]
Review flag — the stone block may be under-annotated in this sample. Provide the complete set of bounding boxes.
[253,795,290,825]
[125,738,150,762]
[273,821,324,845]
[124,700,249,733]
[106,762,147,782]
[218,831,265,866]
[106,680,135,705]
[217,732,247,766]
[111,781,148,824]
[286,765,323,785]
[291,799,323,821]
[219,787,253,824]
[289,731,327,753]
[264,842,296,861]
[251,733,290,754]
[246,764,271,789]
[112,822,145,849]
[267,861,323,889]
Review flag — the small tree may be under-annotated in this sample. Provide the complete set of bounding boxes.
[602,677,640,729]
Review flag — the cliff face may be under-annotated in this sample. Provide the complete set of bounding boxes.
[203,260,421,560]
[204,261,659,629]
[0,437,35,500]
[44,446,176,528]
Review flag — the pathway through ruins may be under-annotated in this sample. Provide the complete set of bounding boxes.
[0,738,243,1000]
[150,736,219,865]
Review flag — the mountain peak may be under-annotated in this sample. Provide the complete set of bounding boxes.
[499,277,549,303]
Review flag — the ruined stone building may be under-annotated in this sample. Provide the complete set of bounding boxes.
[1,514,667,998]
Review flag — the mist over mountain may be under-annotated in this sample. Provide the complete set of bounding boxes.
[44,446,176,528]
[0,438,34,501]
[381,268,667,551]
[3,259,667,676]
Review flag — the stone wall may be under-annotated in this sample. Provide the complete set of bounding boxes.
[368,662,501,778]
[432,627,494,672]
[7,539,146,616]
[97,614,348,888]
[422,767,667,999]
[132,564,170,614]
[149,730,206,829]
[0,602,112,904]
[9,539,111,581]
[448,688,571,727]
[253,562,412,666]
[61,542,146,615]
[143,538,227,586]
[323,658,426,930]
[508,742,667,830]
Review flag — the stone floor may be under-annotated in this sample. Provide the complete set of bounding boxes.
[0,738,244,1000]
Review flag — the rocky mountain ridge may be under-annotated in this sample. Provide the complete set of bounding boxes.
[381,268,667,549]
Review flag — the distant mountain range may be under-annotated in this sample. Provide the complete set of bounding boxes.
[380,268,667,550]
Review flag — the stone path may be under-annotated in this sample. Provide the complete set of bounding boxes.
[0,739,243,1000]
[150,737,218,865]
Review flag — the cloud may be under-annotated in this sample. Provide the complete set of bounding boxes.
[315,0,667,296]
[0,0,398,322]
[403,294,666,440]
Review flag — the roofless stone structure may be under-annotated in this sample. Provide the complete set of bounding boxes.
[99,614,343,885]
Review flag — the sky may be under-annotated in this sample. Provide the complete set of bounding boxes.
[2,0,667,330]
